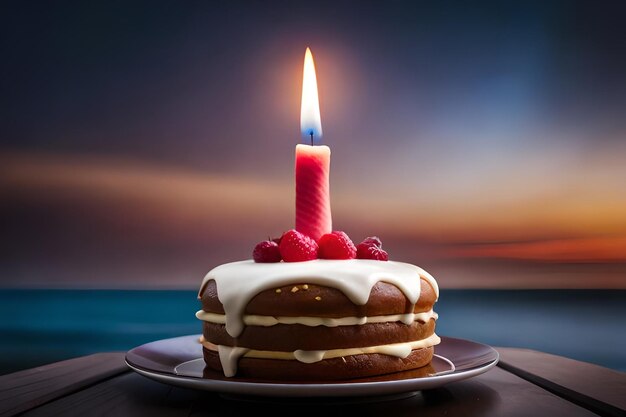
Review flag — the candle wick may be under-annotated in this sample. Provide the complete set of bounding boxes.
[310,132,314,146]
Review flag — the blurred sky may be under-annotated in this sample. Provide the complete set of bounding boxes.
[1,0,625,288]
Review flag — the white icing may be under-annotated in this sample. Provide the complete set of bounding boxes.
[294,349,326,363]
[195,309,438,327]
[199,259,439,338]
[376,343,413,358]
[203,333,441,376]
[216,345,249,377]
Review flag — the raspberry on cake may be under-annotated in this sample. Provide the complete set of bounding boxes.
[356,241,389,261]
[318,231,357,259]
[278,229,318,262]
[252,240,282,263]
[196,235,440,381]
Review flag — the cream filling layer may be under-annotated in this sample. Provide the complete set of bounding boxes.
[202,333,441,377]
[196,309,438,327]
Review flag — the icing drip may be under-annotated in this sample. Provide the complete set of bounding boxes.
[294,349,326,363]
[199,259,439,338]
[377,343,413,358]
[216,345,249,377]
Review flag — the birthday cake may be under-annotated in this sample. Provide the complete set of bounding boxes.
[196,231,440,380]
[195,47,440,380]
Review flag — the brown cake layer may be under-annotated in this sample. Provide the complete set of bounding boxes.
[202,346,435,381]
[202,318,436,351]
[199,278,436,317]
[199,274,439,380]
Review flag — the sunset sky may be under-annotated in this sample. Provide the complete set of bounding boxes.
[1,1,625,288]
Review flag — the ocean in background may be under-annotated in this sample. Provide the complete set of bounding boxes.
[0,289,624,375]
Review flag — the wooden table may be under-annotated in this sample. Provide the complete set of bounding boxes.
[1,348,624,417]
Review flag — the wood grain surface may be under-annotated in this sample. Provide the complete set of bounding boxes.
[0,352,128,417]
[1,348,624,417]
[498,348,626,417]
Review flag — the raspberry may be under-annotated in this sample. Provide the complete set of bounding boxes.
[361,236,382,248]
[318,231,357,259]
[279,229,318,262]
[356,242,389,261]
[252,240,282,263]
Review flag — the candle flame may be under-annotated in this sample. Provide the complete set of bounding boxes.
[300,47,322,143]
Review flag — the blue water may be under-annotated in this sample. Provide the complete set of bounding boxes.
[0,289,624,375]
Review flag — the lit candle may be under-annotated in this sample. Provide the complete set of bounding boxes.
[295,47,331,241]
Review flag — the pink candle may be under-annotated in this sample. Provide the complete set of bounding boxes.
[295,144,332,241]
[296,47,332,241]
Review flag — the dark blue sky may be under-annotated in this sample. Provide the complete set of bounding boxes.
[2,1,625,174]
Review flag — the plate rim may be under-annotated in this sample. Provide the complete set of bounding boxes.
[125,335,500,397]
